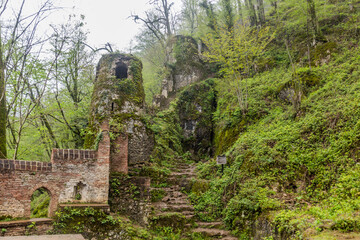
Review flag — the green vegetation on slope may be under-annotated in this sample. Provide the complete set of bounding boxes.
[192,34,360,240]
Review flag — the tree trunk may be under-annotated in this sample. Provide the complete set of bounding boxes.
[246,0,258,27]
[0,36,6,159]
[222,0,234,32]
[307,0,321,42]
[236,0,244,25]
[257,0,265,26]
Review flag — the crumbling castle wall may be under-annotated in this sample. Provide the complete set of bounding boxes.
[0,127,110,218]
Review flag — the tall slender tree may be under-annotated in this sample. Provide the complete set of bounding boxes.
[0,30,5,158]
[257,0,265,26]
[181,0,200,36]
[245,0,258,27]
[306,0,321,42]
[221,0,234,32]
[0,0,55,159]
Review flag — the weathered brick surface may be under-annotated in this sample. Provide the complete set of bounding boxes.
[0,159,52,172]
[0,219,53,237]
[111,133,128,174]
[0,129,110,219]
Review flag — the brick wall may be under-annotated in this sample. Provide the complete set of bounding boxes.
[0,129,110,219]
[0,159,52,171]
[51,149,97,162]
[110,133,128,173]
[0,219,53,237]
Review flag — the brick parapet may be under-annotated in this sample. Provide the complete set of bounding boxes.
[0,159,52,172]
[51,149,97,163]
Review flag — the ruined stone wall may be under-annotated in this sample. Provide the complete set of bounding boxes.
[177,79,217,158]
[0,130,110,218]
[0,219,53,237]
[155,35,212,109]
[128,122,154,170]
[109,175,150,225]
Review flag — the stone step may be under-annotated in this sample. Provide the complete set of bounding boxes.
[161,204,194,212]
[195,221,223,229]
[163,196,189,201]
[181,210,195,215]
[170,172,196,177]
[166,192,186,198]
[221,237,238,240]
[152,212,194,220]
[192,228,233,237]
[163,199,190,205]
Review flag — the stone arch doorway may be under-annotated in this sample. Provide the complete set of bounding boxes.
[30,187,51,218]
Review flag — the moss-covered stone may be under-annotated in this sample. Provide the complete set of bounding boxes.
[312,42,337,66]
[150,189,166,202]
[84,53,147,149]
[149,212,186,230]
[177,79,217,159]
[52,207,152,239]
[190,179,210,196]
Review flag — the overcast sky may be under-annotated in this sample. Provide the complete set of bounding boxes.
[8,0,182,52]
[54,0,152,51]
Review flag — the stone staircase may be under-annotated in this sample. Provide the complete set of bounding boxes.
[150,163,237,239]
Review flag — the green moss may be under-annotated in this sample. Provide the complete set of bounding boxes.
[53,207,151,239]
[312,42,337,65]
[177,79,217,158]
[139,165,170,185]
[150,101,184,165]
[149,212,187,230]
[150,189,167,202]
[190,179,209,196]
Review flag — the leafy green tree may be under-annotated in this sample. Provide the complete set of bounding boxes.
[1,0,56,159]
[181,0,201,36]
[50,15,95,149]
[221,0,235,32]
[200,0,218,33]
[203,25,274,114]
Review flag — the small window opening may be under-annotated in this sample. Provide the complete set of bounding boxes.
[31,187,51,218]
[115,62,128,79]
[74,182,86,200]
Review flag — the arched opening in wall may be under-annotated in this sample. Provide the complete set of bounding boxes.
[115,62,128,79]
[74,182,86,200]
[31,187,51,218]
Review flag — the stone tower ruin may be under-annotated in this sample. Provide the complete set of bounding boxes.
[85,53,153,174]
